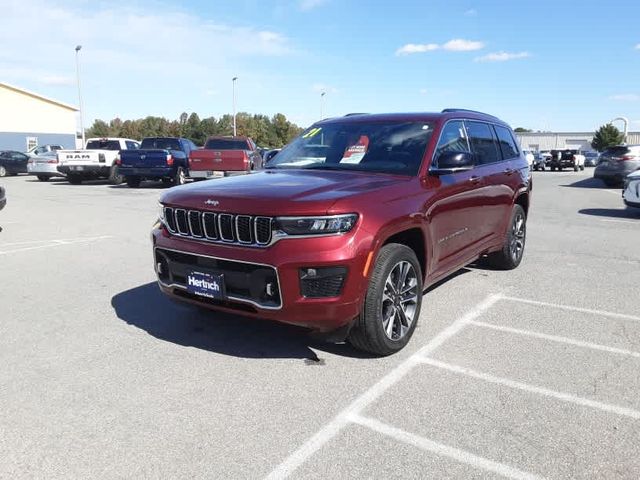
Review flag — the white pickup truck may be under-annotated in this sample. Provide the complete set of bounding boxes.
[57,137,140,185]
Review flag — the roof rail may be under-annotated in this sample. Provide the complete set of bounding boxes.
[344,112,369,117]
[441,108,500,120]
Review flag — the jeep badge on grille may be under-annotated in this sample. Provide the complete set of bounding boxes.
[204,199,220,206]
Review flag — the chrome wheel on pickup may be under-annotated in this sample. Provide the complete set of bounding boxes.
[349,243,422,356]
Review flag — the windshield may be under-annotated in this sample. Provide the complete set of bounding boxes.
[86,140,121,150]
[204,139,248,150]
[602,146,630,156]
[268,121,434,175]
[141,138,181,150]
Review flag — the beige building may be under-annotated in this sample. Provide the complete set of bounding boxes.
[0,82,78,151]
[516,131,640,152]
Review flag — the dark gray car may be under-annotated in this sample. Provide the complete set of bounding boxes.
[594,145,640,186]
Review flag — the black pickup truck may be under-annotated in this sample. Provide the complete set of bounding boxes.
[117,137,197,187]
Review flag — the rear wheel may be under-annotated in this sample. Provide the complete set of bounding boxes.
[349,243,422,356]
[579,165,585,171]
[109,165,124,185]
[485,204,526,270]
[67,174,82,185]
[37,175,49,182]
[174,167,186,185]
[0,166,6,177]
[126,176,141,188]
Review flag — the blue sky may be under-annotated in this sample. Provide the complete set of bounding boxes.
[3,0,640,132]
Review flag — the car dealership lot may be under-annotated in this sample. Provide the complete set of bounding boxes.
[1,171,639,479]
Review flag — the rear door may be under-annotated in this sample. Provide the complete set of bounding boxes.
[464,121,513,240]
[426,120,487,274]
[10,152,29,173]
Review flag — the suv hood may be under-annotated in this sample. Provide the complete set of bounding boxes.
[627,169,640,179]
[160,169,410,215]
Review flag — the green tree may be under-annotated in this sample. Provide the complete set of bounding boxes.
[514,127,532,133]
[86,119,110,138]
[591,124,624,152]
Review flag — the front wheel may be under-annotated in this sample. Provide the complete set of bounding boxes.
[485,204,526,270]
[37,175,49,182]
[67,174,82,185]
[173,167,186,185]
[349,243,422,356]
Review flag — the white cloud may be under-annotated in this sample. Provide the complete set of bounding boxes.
[419,88,428,95]
[396,39,483,56]
[635,43,640,50]
[396,43,440,56]
[299,0,328,11]
[442,39,484,51]
[608,94,640,102]
[41,75,75,86]
[474,51,530,62]
[464,9,477,16]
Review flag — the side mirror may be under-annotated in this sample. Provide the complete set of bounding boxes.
[430,151,475,175]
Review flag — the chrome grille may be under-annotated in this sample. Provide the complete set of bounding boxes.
[163,207,273,247]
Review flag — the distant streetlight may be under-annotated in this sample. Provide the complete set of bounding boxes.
[320,91,326,120]
[232,76,238,136]
[75,45,85,147]
[609,116,629,143]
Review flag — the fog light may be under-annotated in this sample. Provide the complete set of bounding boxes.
[299,267,347,298]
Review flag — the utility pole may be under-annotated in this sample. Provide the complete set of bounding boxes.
[232,76,238,136]
[75,45,85,147]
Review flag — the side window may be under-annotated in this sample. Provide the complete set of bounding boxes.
[494,125,519,160]
[433,120,469,166]
[125,141,139,150]
[465,121,501,165]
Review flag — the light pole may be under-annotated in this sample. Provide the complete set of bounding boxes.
[232,76,238,136]
[320,91,326,120]
[75,45,85,147]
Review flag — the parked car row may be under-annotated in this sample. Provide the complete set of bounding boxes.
[4,137,282,186]
[531,149,585,171]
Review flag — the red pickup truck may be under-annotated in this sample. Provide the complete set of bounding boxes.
[188,136,263,179]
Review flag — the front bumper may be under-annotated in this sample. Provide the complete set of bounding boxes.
[151,225,370,332]
[190,170,248,179]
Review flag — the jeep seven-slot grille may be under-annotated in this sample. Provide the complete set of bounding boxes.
[163,207,273,247]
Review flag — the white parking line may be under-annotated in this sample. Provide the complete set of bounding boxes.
[418,358,640,420]
[0,235,112,255]
[470,320,640,359]
[501,296,640,322]
[598,218,638,225]
[264,293,503,480]
[348,414,543,480]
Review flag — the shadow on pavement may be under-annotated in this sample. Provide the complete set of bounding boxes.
[111,282,372,360]
[579,208,640,220]
[560,177,617,189]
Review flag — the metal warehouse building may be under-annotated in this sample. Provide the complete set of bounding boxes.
[516,131,640,152]
[0,82,78,152]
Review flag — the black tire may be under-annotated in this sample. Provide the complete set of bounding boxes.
[579,165,585,171]
[485,204,526,270]
[67,174,82,185]
[109,165,124,185]
[126,176,141,188]
[173,167,186,185]
[533,165,539,171]
[550,166,556,171]
[573,165,579,172]
[348,243,423,356]
[541,165,546,171]
[37,175,49,182]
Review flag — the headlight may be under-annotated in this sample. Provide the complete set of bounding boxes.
[158,203,165,223]
[275,214,358,235]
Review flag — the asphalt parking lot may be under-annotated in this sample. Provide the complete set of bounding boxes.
[1,170,639,479]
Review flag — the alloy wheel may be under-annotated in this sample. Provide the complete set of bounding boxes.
[381,261,419,340]
[510,212,526,262]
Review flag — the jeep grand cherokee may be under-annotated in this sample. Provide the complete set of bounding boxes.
[151,110,531,355]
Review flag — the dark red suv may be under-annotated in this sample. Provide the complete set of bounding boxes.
[152,110,530,355]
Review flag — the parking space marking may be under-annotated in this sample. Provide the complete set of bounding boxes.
[417,358,640,420]
[598,218,638,225]
[0,235,112,255]
[470,321,640,359]
[264,293,503,480]
[501,296,640,322]
[347,414,543,480]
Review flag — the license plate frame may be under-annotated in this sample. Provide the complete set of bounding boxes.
[186,271,226,300]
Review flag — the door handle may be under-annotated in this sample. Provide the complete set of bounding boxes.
[503,168,514,175]
[469,175,482,185]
